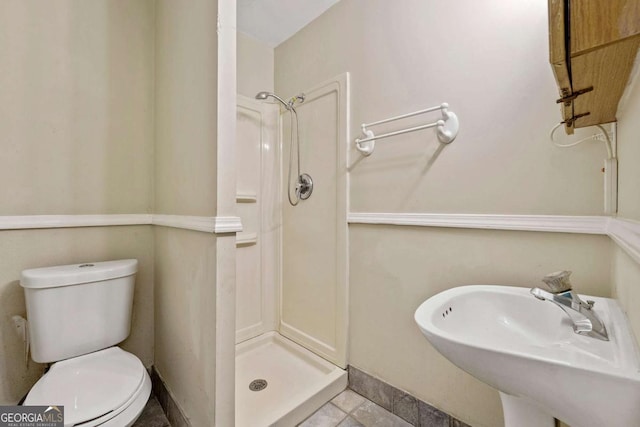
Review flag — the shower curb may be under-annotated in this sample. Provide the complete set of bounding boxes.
[348,366,471,427]
[150,366,191,427]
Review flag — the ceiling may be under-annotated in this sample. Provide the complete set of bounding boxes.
[237,0,340,47]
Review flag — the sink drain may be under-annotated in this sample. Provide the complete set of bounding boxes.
[249,379,268,392]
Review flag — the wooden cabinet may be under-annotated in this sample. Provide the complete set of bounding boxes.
[549,0,640,134]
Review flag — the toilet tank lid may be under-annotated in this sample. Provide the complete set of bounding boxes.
[20,259,138,289]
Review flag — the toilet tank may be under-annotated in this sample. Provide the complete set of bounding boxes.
[21,259,138,363]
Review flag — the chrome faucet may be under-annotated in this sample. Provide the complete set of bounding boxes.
[530,271,608,341]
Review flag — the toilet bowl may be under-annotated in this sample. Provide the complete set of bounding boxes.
[21,260,151,427]
[25,347,151,427]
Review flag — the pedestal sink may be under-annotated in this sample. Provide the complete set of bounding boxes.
[414,285,640,427]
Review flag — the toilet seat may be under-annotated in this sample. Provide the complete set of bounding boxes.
[25,346,151,427]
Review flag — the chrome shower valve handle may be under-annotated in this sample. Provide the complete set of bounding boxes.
[296,174,313,200]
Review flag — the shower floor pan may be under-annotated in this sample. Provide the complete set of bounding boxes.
[236,331,347,427]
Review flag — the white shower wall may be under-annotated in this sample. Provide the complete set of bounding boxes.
[235,75,349,369]
[280,74,350,368]
[234,83,350,425]
[235,96,280,343]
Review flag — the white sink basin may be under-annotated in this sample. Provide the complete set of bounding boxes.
[415,285,640,427]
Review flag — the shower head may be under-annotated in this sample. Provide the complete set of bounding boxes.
[255,91,270,100]
[254,91,294,111]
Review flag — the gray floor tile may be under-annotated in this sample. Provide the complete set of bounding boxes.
[348,367,393,411]
[133,396,170,427]
[392,390,419,425]
[299,403,348,427]
[418,400,449,427]
[337,416,365,427]
[351,400,413,427]
[332,389,366,413]
[451,418,471,427]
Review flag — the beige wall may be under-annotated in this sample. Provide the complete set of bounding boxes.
[0,226,154,405]
[155,0,219,217]
[0,0,155,405]
[237,32,274,98]
[0,0,154,215]
[276,0,606,216]
[275,1,615,426]
[617,66,640,222]
[612,63,640,344]
[153,1,221,425]
[0,2,230,422]
[154,227,217,427]
[612,245,640,345]
[350,226,611,426]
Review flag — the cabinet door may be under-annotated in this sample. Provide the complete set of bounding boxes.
[571,36,640,127]
[570,0,640,56]
[548,0,573,133]
[548,0,640,131]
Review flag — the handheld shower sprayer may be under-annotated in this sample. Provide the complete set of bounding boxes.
[255,91,293,110]
[254,91,312,206]
[255,91,306,112]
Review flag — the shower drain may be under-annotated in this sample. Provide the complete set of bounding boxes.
[249,379,268,392]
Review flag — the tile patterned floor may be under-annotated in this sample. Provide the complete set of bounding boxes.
[133,395,171,427]
[299,389,413,427]
[135,389,445,427]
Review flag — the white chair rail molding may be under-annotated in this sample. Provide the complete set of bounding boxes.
[348,213,640,265]
[0,214,242,234]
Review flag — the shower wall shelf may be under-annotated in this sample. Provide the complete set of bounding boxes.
[355,103,459,156]
[236,232,257,246]
[236,193,257,203]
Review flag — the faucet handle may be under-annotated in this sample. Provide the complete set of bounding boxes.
[542,270,573,293]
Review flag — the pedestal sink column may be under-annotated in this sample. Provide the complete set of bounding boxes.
[500,393,555,427]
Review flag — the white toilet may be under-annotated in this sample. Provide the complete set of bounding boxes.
[21,259,151,427]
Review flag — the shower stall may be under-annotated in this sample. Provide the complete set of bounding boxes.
[235,74,350,426]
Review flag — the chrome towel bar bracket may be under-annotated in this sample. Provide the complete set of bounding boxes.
[355,103,459,156]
